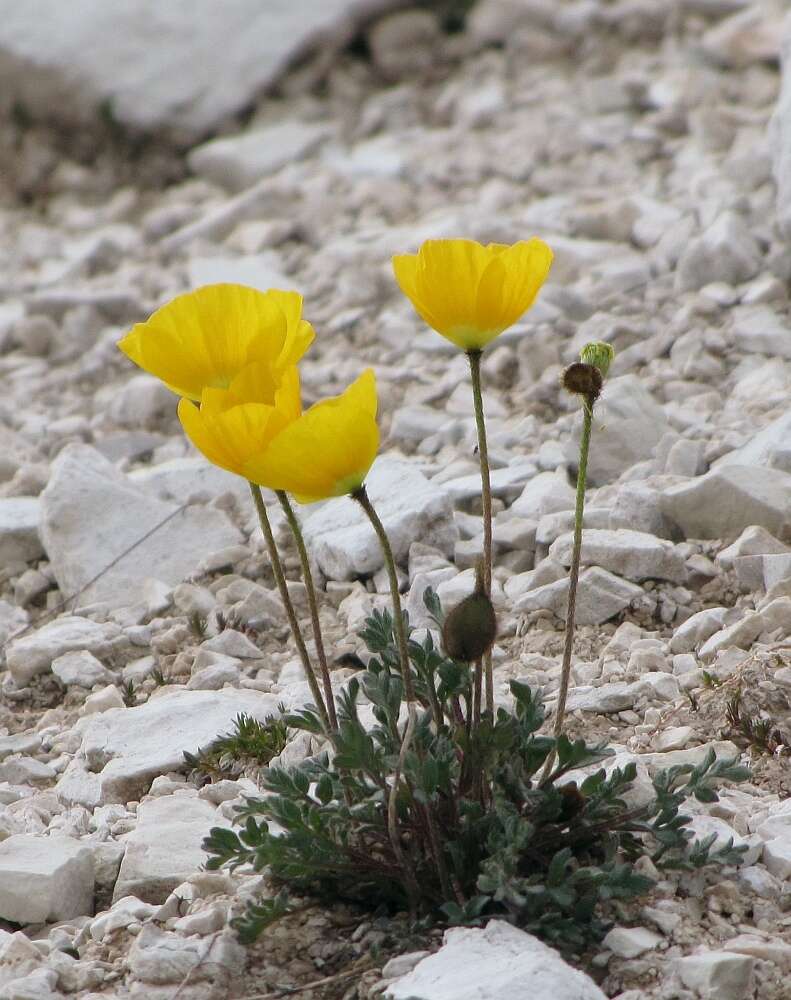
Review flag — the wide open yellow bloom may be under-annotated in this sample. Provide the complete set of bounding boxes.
[245,369,379,504]
[177,365,302,478]
[392,238,553,351]
[118,284,315,401]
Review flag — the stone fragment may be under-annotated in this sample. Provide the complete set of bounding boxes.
[514,567,643,625]
[661,465,791,541]
[763,836,791,879]
[0,933,43,990]
[0,835,94,923]
[715,411,791,473]
[670,606,729,653]
[717,525,789,568]
[40,444,242,606]
[729,306,791,360]
[567,376,669,485]
[564,681,645,713]
[128,924,244,985]
[509,470,575,521]
[0,498,42,564]
[188,121,331,192]
[386,920,606,1000]
[698,611,764,662]
[55,688,280,807]
[603,926,662,958]
[5,616,125,686]
[201,630,263,660]
[114,795,226,903]
[675,211,762,292]
[549,528,685,583]
[301,459,456,580]
[51,650,114,687]
[0,0,405,140]
[676,951,754,1000]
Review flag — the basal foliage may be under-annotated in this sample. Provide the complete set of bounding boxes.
[204,592,749,949]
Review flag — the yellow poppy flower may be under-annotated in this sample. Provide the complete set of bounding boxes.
[118,283,314,401]
[245,369,379,504]
[177,365,302,478]
[392,238,553,351]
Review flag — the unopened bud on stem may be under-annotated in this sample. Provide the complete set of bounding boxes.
[441,559,497,663]
[579,340,614,378]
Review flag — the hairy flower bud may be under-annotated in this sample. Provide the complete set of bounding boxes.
[579,340,614,378]
[560,362,602,400]
[441,561,497,663]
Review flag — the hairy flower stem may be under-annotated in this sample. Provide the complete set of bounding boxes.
[467,349,494,715]
[276,491,337,731]
[541,398,594,782]
[353,486,416,703]
[248,483,330,732]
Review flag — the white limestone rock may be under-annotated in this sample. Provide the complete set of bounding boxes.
[188,121,332,192]
[729,306,791,360]
[603,925,663,958]
[51,650,115,688]
[0,0,404,140]
[113,794,227,903]
[5,616,126,687]
[0,835,94,923]
[670,606,729,653]
[567,376,669,485]
[714,411,791,473]
[716,525,790,568]
[676,950,754,1000]
[129,923,245,986]
[55,688,281,807]
[508,470,575,520]
[661,465,791,541]
[514,566,643,625]
[675,211,762,292]
[301,459,457,580]
[0,497,43,564]
[385,920,606,1000]
[40,444,243,606]
[549,528,686,583]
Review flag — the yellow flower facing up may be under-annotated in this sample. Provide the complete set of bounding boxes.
[177,364,302,479]
[118,283,315,401]
[245,369,379,504]
[392,238,553,351]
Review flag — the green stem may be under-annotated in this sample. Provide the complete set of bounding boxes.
[540,398,594,782]
[467,350,494,714]
[248,483,330,732]
[353,486,416,703]
[276,491,337,731]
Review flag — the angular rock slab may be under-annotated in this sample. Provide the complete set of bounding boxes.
[514,566,643,625]
[0,0,403,141]
[0,497,43,564]
[5,615,126,687]
[40,444,242,606]
[661,465,791,541]
[302,458,457,580]
[55,688,281,808]
[114,795,227,904]
[549,528,686,583]
[386,920,606,1000]
[0,835,94,924]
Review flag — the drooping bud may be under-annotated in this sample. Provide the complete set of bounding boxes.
[441,560,497,663]
[579,340,614,379]
[560,362,602,400]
